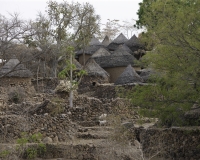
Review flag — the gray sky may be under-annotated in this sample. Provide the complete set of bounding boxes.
[0,0,143,36]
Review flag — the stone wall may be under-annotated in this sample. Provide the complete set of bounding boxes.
[0,77,32,89]
[139,127,200,160]
[31,77,59,93]
[0,114,77,143]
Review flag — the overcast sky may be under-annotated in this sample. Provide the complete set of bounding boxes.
[0,0,143,36]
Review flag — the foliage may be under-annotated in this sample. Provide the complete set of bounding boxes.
[129,0,200,127]
[16,132,46,159]
[48,97,65,116]
[0,150,10,159]
[8,87,25,104]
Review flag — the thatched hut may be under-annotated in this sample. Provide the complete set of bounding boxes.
[115,65,143,85]
[76,37,105,65]
[102,35,110,46]
[107,33,128,51]
[125,35,145,59]
[0,57,33,88]
[93,45,140,83]
[91,48,111,58]
[79,59,110,89]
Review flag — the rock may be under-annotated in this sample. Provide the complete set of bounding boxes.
[43,137,53,143]
[53,136,59,143]
[121,122,134,129]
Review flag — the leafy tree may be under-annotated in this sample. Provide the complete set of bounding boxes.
[47,0,100,77]
[58,46,86,108]
[128,0,200,126]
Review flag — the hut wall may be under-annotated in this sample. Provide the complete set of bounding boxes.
[105,67,127,83]
[0,77,32,88]
[79,75,109,91]
[78,55,91,66]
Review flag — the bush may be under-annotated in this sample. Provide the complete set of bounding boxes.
[8,87,25,104]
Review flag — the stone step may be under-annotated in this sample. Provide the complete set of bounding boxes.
[78,126,113,132]
[77,121,99,127]
[76,130,111,139]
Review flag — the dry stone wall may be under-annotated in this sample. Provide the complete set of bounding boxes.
[139,127,200,160]
[0,114,77,143]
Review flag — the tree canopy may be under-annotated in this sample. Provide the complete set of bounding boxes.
[128,0,200,126]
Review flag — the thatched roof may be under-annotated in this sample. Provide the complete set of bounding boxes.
[107,33,128,51]
[102,35,110,46]
[93,47,135,68]
[84,58,110,78]
[89,37,101,46]
[91,48,111,58]
[125,34,144,52]
[0,58,33,78]
[115,65,143,85]
[112,33,128,44]
[115,44,133,55]
[76,37,104,55]
[73,59,82,70]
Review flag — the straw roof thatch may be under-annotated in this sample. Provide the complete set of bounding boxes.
[73,59,82,70]
[91,48,111,58]
[115,44,133,55]
[0,58,33,78]
[102,35,110,46]
[84,58,110,78]
[93,47,135,68]
[76,37,104,55]
[89,37,102,46]
[107,33,128,51]
[114,65,143,85]
[125,34,144,52]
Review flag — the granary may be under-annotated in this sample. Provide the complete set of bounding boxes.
[107,33,128,51]
[79,58,110,89]
[0,57,33,88]
[115,64,143,85]
[76,37,105,65]
[93,45,139,83]
[101,35,110,47]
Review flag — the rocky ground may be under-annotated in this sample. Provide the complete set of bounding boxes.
[0,84,156,160]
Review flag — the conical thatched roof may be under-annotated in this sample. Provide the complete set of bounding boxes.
[76,37,104,55]
[107,33,128,51]
[115,65,143,85]
[93,47,135,68]
[102,35,110,46]
[89,37,101,46]
[91,48,111,58]
[125,34,144,52]
[115,44,133,55]
[112,33,128,44]
[73,59,82,70]
[0,58,33,77]
[84,58,110,78]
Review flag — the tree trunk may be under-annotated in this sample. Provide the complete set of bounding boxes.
[69,53,73,108]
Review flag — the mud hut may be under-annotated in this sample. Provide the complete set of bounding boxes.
[107,33,128,51]
[79,59,110,89]
[0,57,33,88]
[76,37,105,65]
[102,35,110,46]
[94,45,139,83]
[115,65,143,85]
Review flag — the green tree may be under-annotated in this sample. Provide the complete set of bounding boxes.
[58,46,86,107]
[128,0,200,126]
